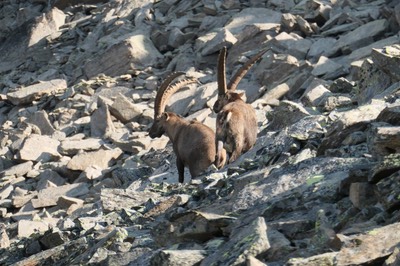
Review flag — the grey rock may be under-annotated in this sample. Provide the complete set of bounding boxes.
[60,137,105,156]
[84,34,163,79]
[200,217,270,266]
[26,110,56,136]
[150,249,206,266]
[31,183,89,208]
[330,19,389,56]
[109,93,143,123]
[0,161,33,178]
[371,45,400,81]
[7,79,67,106]
[18,134,61,162]
[224,8,282,36]
[66,148,123,171]
[90,96,115,138]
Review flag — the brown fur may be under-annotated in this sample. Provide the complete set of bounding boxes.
[213,47,264,163]
[216,99,257,163]
[149,73,226,183]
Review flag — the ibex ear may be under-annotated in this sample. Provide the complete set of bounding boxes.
[163,113,170,121]
[238,92,245,98]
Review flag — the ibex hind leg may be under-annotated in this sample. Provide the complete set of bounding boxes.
[228,136,244,164]
[176,158,185,183]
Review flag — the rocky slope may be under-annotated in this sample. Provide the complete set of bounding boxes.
[1,0,400,265]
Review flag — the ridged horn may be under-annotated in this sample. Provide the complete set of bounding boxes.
[154,73,198,118]
[227,49,267,92]
[154,72,185,118]
[217,47,227,96]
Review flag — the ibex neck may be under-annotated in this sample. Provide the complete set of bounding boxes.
[164,117,188,142]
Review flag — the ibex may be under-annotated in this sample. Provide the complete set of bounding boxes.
[213,47,266,163]
[149,72,226,183]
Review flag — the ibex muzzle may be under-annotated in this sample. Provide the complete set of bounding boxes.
[149,72,226,183]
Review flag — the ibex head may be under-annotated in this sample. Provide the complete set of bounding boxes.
[149,72,197,138]
[213,47,267,113]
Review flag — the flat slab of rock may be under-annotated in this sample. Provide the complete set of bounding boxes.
[224,8,281,36]
[66,148,123,171]
[0,161,33,178]
[336,222,400,265]
[60,138,105,156]
[7,79,67,105]
[84,34,163,78]
[31,183,89,208]
[18,135,61,162]
[18,220,51,238]
[100,188,162,212]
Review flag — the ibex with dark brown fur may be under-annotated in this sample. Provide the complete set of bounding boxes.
[213,47,266,163]
[149,72,226,183]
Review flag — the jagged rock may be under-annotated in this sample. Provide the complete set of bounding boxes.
[39,231,67,249]
[153,211,236,247]
[17,220,52,238]
[100,188,161,212]
[198,28,237,56]
[376,170,400,212]
[66,148,123,171]
[57,195,84,210]
[36,169,66,190]
[18,134,61,162]
[84,34,163,79]
[200,217,270,266]
[150,249,206,266]
[369,154,400,183]
[318,101,387,155]
[311,56,346,79]
[26,111,56,136]
[253,51,300,89]
[246,256,267,266]
[336,222,400,265]
[109,93,143,123]
[6,79,67,106]
[307,37,336,59]
[267,100,311,131]
[329,19,389,56]
[269,32,312,60]
[0,184,13,200]
[90,96,116,138]
[301,82,332,107]
[286,252,337,266]
[143,194,190,219]
[366,122,400,158]
[0,223,9,248]
[371,45,400,81]
[356,58,394,104]
[376,102,400,126]
[29,8,66,46]
[224,8,282,36]
[31,183,89,208]
[59,137,105,156]
[0,161,33,178]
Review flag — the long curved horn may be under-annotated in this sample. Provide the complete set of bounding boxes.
[154,72,185,118]
[217,47,227,96]
[155,75,198,118]
[228,49,267,92]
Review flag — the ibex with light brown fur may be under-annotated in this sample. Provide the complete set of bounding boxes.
[149,72,226,183]
[213,47,266,163]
